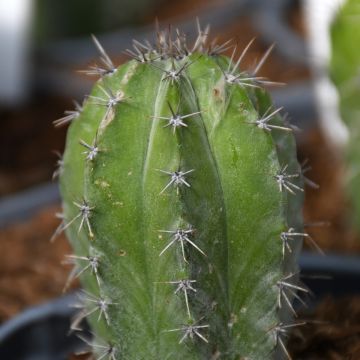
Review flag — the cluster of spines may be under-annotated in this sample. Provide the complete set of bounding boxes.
[52,22,323,360]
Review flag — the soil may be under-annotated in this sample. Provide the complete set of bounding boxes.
[0,205,75,322]
[289,296,360,359]
[0,0,359,359]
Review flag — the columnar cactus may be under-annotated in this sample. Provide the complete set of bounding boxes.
[57,24,306,359]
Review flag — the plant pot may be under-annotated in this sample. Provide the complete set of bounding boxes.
[0,294,87,360]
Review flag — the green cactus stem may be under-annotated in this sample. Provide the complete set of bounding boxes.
[330,0,360,232]
[57,24,305,359]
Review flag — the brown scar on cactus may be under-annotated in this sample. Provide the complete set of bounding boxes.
[53,19,324,359]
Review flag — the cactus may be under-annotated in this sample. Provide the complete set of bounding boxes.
[57,25,306,359]
[330,0,360,231]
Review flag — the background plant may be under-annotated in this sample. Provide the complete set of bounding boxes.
[330,0,360,231]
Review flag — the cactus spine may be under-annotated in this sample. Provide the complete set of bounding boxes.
[58,26,305,359]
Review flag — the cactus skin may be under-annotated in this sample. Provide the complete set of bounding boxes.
[59,30,304,359]
[330,0,360,231]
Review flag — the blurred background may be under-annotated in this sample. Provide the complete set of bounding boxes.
[0,0,359,359]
